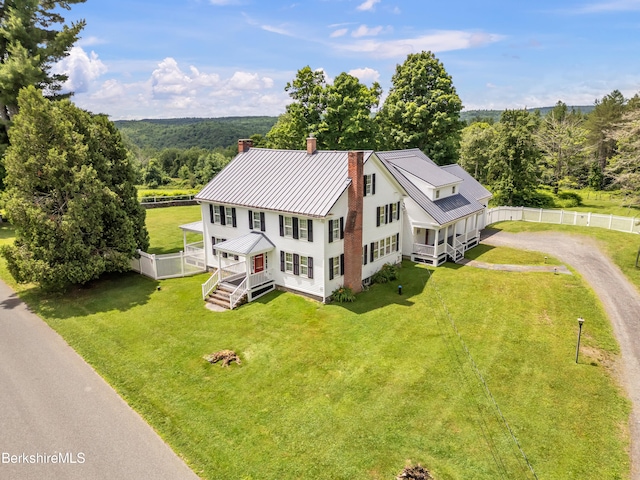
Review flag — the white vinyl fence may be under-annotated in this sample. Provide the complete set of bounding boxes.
[487,207,640,234]
[130,248,206,280]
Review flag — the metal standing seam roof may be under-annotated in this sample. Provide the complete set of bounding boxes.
[179,221,204,234]
[195,148,374,217]
[379,157,485,226]
[441,164,492,201]
[376,149,461,188]
[214,232,275,256]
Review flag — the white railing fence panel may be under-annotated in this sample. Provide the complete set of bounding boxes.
[487,207,640,235]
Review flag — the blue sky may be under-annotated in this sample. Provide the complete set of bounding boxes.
[57,0,640,119]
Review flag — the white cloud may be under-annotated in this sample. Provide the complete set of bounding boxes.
[209,0,241,5]
[228,71,272,90]
[261,24,295,36]
[90,79,128,101]
[351,25,386,38]
[574,0,640,12]
[348,67,380,84]
[53,47,107,93]
[357,0,381,12]
[331,28,349,38]
[334,30,505,58]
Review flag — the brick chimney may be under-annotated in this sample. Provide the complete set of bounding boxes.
[307,136,317,155]
[344,151,364,293]
[238,138,253,154]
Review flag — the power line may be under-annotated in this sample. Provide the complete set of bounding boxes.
[423,266,539,480]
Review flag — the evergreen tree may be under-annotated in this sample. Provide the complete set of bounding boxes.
[377,51,464,165]
[459,122,496,184]
[0,0,86,122]
[1,87,149,291]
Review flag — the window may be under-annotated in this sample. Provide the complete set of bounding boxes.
[364,174,376,196]
[370,234,400,262]
[253,211,261,230]
[213,206,221,223]
[385,237,391,255]
[284,216,293,237]
[391,234,397,253]
[435,190,440,199]
[300,256,309,277]
[299,220,308,240]
[332,220,340,242]
[452,186,456,194]
[285,252,294,273]
[378,207,385,227]
[225,209,234,226]
[331,255,340,278]
[391,203,398,222]
[372,241,379,261]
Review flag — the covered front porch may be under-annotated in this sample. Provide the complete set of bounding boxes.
[411,215,481,266]
[201,232,276,309]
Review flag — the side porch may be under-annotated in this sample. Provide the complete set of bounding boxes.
[410,215,481,266]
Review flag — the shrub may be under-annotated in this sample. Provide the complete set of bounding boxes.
[371,262,399,284]
[556,191,583,208]
[331,286,356,303]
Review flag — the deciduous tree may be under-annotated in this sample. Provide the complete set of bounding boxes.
[487,109,541,206]
[1,87,149,291]
[377,51,464,165]
[459,122,496,184]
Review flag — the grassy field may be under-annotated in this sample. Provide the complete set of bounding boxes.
[0,208,632,479]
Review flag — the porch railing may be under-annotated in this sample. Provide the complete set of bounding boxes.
[229,278,248,309]
[413,243,435,257]
[220,260,245,280]
[201,270,220,300]
[248,270,272,288]
[185,241,204,254]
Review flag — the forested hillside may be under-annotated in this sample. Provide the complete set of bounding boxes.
[115,116,277,150]
[461,106,594,124]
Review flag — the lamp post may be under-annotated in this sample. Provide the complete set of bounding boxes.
[575,317,584,364]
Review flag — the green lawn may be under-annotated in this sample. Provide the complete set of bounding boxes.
[0,209,632,479]
[550,189,640,217]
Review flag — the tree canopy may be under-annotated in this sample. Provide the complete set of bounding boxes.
[266,67,381,150]
[1,87,149,291]
[0,0,86,122]
[377,51,464,165]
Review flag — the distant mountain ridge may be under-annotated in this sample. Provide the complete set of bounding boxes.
[115,106,596,151]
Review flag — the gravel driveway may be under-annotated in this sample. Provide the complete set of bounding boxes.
[481,229,640,479]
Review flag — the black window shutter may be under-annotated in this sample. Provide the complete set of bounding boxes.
[210,204,214,223]
[396,233,400,251]
[307,220,313,242]
[370,242,374,262]
[340,217,344,239]
[308,257,314,279]
[328,219,333,243]
[363,244,368,265]
[293,254,300,275]
[212,237,217,255]
[293,217,299,239]
[279,215,284,237]
[397,201,401,220]
[329,257,334,280]
[232,207,237,227]
[363,175,367,196]
[280,251,285,272]
[248,210,254,229]
[385,204,389,224]
[220,206,226,225]
[376,207,380,227]
[372,173,376,195]
[260,212,266,232]
[340,254,345,276]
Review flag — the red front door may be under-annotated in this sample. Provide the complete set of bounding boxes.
[253,254,264,274]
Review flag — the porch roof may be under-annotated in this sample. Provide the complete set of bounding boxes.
[215,232,275,256]
[179,221,204,234]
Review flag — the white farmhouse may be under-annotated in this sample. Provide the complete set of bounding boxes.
[192,138,491,308]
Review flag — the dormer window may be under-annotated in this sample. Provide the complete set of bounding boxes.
[452,186,456,194]
[435,190,440,199]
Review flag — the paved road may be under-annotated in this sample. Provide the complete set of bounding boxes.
[0,280,201,480]
[482,229,640,480]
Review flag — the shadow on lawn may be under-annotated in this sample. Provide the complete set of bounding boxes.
[19,271,158,320]
[340,262,434,314]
